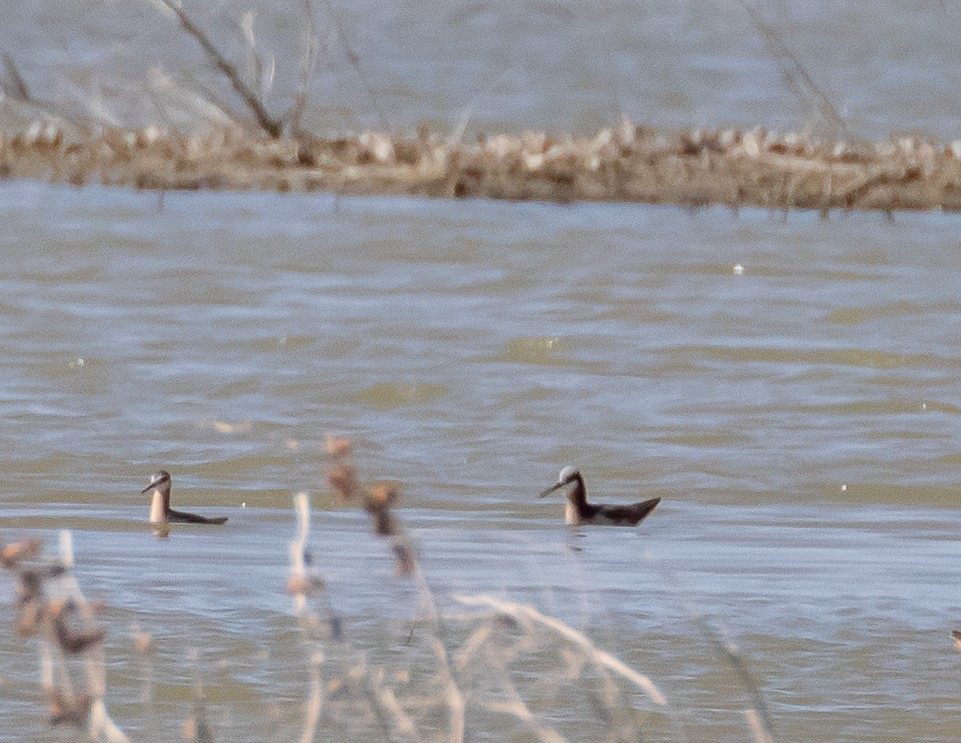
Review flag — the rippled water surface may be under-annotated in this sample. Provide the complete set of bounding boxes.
[4,1,961,741]
[1,182,960,741]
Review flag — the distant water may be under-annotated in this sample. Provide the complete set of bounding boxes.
[3,1,961,139]
[3,1,961,741]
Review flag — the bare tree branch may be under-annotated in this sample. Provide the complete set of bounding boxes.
[1,53,30,101]
[740,2,854,141]
[153,0,283,136]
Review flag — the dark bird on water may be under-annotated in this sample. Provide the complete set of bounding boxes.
[539,466,660,526]
[141,470,228,525]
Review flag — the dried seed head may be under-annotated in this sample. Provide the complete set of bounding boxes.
[392,542,416,576]
[324,433,352,458]
[0,538,43,569]
[327,464,358,500]
[367,483,400,508]
[46,688,92,727]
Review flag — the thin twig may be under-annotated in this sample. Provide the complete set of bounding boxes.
[740,2,853,140]
[153,0,283,136]
[57,531,131,743]
[289,0,321,136]
[429,637,464,743]
[1,53,29,100]
[317,0,386,128]
[487,671,567,743]
[661,562,775,743]
[289,492,312,616]
[693,616,776,742]
[447,70,510,148]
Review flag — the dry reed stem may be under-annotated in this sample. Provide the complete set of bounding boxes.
[453,619,495,672]
[355,659,421,742]
[373,668,420,742]
[659,562,774,743]
[694,617,776,742]
[288,492,313,616]
[485,668,567,743]
[0,55,85,130]
[286,494,334,743]
[485,698,567,743]
[55,531,130,742]
[745,708,776,743]
[184,648,217,743]
[234,10,274,103]
[453,593,669,708]
[298,651,325,743]
[428,636,465,743]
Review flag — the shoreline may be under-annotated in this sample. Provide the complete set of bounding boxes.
[4,120,961,212]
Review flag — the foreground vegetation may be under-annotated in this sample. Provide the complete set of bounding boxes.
[0,437,776,742]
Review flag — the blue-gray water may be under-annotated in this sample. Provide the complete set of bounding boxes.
[3,1,961,741]
[2,182,960,742]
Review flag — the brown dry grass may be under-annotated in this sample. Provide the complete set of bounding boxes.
[3,120,961,213]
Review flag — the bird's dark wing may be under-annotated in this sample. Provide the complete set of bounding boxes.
[168,509,228,525]
[606,496,660,526]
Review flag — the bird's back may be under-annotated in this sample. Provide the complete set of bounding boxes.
[168,508,228,525]
[593,496,660,526]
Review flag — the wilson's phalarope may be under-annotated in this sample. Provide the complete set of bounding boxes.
[141,470,228,525]
[539,466,660,526]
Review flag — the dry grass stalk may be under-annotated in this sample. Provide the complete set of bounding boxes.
[0,56,84,133]
[0,532,130,740]
[453,593,669,708]
[234,10,274,103]
[286,493,344,742]
[308,440,464,739]
[324,434,418,577]
[694,617,775,743]
[183,648,216,743]
[56,531,131,743]
[298,651,325,743]
[429,636,465,743]
[484,672,567,743]
[359,663,421,742]
[288,491,323,617]
[745,708,776,743]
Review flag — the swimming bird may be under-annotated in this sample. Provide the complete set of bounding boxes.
[539,466,660,526]
[141,470,228,525]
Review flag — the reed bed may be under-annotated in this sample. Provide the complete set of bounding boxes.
[4,120,961,213]
[0,437,779,742]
